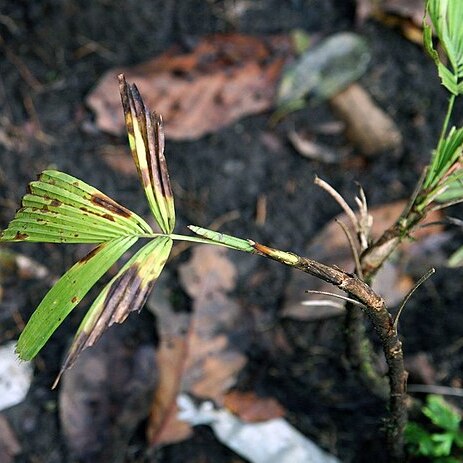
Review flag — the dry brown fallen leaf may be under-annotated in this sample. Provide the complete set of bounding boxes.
[147,245,247,446]
[223,390,286,422]
[356,0,425,26]
[178,246,247,403]
[87,34,293,140]
[282,200,444,320]
[356,0,426,45]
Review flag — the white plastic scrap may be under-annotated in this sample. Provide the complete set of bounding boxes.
[177,394,341,463]
[0,341,33,411]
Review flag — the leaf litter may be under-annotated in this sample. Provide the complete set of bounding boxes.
[147,245,249,446]
[87,34,294,140]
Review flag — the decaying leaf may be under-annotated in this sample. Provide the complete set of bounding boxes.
[16,236,138,362]
[146,277,192,446]
[87,34,293,140]
[119,75,175,233]
[356,0,425,26]
[178,245,247,403]
[57,236,172,383]
[0,170,152,243]
[147,335,192,446]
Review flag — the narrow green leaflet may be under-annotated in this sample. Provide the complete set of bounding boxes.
[188,225,255,252]
[424,127,463,191]
[16,236,138,361]
[1,170,152,243]
[424,0,463,95]
[119,75,175,234]
[57,236,172,378]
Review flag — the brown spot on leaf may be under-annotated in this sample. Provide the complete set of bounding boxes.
[91,193,131,218]
[102,213,115,222]
[50,199,62,207]
[141,167,151,186]
[14,231,29,240]
[71,296,78,303]
[78,244,104,264]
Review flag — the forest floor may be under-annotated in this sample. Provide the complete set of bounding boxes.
[1,1,463,462]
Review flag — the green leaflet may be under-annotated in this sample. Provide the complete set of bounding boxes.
[0,170,152,243]
[16,236,138,360]
[424,127,463,199]
[57,236,172,378]
[424,0,463,95]
[424,127,463,193]
[188,225,255,252]
[188,226,301,266]
[119,75,176,234]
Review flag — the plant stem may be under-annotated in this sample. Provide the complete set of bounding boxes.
[255,246,407,461]
[188,227,408,460]
[439,93,456,148]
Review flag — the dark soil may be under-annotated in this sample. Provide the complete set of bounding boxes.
[1,1,463,462]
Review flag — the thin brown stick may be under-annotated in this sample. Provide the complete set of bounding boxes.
[393,268,435,330]
[335,218,363,280]
[315,176,358,229]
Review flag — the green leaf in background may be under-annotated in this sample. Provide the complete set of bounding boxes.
[0,170,152,243]
[405,422,437,456]
[423,395,462,433]
[16,236,138,361]
[57,236,172,379]
[424,0,463,95]
[276,32,371,106]
[119,75,176,234]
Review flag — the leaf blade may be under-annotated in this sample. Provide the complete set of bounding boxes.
[58,236,172,377]
[119,74,175,234]
[16,236,138,360]
[1,170,152,243]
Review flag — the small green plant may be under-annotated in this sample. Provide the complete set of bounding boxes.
[1,1,463,461]
[405,395,463,462]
